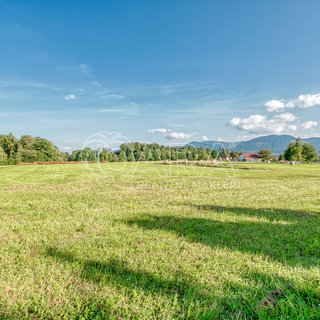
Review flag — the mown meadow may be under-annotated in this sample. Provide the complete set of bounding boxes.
[0,162,319,319]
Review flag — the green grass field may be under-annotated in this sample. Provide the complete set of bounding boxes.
[0,162,319,319]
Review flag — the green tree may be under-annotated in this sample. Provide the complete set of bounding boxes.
[62,152,70,161]
[146,150,153,161]
[284,138,318,162]
[152,150,161,161]
[259,149,272,161]
[302,143,319,162]
[170,149,177,160]
[284,138,303,161]
[139,152,146,161]
[0,145,7,164]
[160,148,170,160]
[127,152,135,162]
[71,150,82,161]
[33,137,64,162]
[112,153,119,162]
[178,151,187,160]
[79,148,96,162]
[198,148,207,160]
[1,133,19,163]
[19,135,37,162]
[118,152,127,162]
[104,150,113,162]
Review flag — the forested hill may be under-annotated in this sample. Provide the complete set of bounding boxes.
[188,135,320,154]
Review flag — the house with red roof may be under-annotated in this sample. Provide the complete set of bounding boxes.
[238,153,261,162]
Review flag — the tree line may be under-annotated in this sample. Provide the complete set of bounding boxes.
[0,134,318,165]
[70,142,233,162]
[71,139,319,163]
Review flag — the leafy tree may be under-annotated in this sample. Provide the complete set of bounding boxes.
[118,152,127,162]
[21,149,37,162]
[20,135,35,148]
[71,150,82,161]
[284,138,303,161]
[78,148,95,161]
[0,145,7,164]
[302,143,319,162]
[32,137,64,162]
[1,133,19,163]
[178,151,187,160]
[259,149,272,161]
[62,152,70,161]
[146,150,153,161]
[198,148,207,160]
[127,152,135,162]
[152,150,161,161]
[284,142,295,161]
[19,135,37,162]
[112,153,119,162]
[104,150,113,162]
[284,138,318,162]
[138,152,146,161]
[160,148,170,160]
[170,149,177,160]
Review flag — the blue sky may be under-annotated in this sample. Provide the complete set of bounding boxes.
[1,0,320,151]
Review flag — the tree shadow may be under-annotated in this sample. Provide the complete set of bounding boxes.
[42,246,320,319]
[191,205,318,220]
[44,246,217,319]
[124,206,320,267]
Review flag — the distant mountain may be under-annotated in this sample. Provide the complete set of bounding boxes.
[187,140,231,150]
[187,135,320,155]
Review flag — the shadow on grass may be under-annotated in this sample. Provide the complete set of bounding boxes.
[124,206,320,267]
[44,246,217,319]
[42,246,320,319]
[192,205,318,220]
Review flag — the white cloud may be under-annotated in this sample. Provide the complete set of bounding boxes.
[147,128,168,133]
[274,112,297,122]
[165,131,197,140]
[229,113,297,134]
[302,121,318,129]
[287,125,297,131]
[265,99,285,112]
[201,135,208,141]
[65,94,75,100]
[297,94,320,108]
[266,93,320,112]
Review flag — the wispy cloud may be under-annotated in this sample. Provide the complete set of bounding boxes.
[78,64,93,75]
[100,93,124,100]
[147,128,168,133]
[0,78,58,90]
